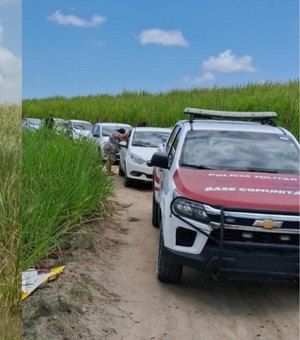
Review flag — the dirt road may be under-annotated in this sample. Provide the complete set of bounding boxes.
[90,175,299,340]
[23,173,299,340]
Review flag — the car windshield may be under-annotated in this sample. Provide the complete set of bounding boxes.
[180,130,299,174]
[73,122,93,131]
[102,125,129,137]
[132,131,170,147]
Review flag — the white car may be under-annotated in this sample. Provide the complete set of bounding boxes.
[52,118,67,133]
[66,120,93,140]
[151,108,300,283]
[88,122,132,161]
[119,127,171,187]
[22,118,42,130]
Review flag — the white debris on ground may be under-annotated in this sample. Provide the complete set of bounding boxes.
[21,266,65,300]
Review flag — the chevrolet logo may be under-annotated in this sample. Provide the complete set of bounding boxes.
[253,219,283,229]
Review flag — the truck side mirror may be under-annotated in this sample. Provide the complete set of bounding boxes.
[151,152,169,169]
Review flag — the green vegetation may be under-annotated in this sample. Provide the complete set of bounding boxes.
[23,80,299,137]
[22,129,113,270]
[0,105,22,339]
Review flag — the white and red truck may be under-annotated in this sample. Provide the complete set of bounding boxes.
[151,108,299,283]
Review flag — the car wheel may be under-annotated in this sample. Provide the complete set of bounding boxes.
[119,165,124,177]
[152,191,160,228]
[123,165,132,187]
[157,227,182,283]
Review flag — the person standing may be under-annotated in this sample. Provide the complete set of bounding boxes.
[103,128,128,174]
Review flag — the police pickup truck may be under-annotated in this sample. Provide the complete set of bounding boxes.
[151,108,299,283]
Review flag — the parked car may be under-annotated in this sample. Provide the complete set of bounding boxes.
[66,120,93,140]
[88,122,132,161]
[151,108,300,283]
[53,118,67,133]
[43,117,67,133]
[22,118,42,130]
[119,127,171,187]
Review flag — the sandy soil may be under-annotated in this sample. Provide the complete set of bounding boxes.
[23,172,299,340]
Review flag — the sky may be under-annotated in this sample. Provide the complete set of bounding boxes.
[4,0,300,101]
[0,0,21,103]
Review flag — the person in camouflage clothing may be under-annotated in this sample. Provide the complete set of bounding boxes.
[103,128,128,174]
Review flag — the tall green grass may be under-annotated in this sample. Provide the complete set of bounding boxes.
[23,80,299,137]
[0,105,22,339]
[22,129,113,270]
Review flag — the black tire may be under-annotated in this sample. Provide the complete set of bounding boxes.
[118,165,125,177]
[123,165,132,187]
[157,228,182,283]
[152,191,160,228]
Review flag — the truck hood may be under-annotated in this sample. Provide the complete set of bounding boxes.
[173,169,300,212]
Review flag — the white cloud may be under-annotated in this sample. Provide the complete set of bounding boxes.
[0,21,21,103]
[203,50,255,73]
[197,72,216,82]
[48,10,106,27]
[138,29,189,47]
[183,50,256,86]
[183,72,216,85]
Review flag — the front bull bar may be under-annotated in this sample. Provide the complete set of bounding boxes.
[170,204,299,275]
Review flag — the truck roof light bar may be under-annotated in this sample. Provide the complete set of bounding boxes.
[184,108,277,125]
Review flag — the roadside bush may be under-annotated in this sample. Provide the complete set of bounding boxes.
[22,129,113,269]
[23,80,299,138]
[0,105,22,339]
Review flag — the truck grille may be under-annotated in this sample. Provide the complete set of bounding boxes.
[209,229,299,246]
[204,205,300,246]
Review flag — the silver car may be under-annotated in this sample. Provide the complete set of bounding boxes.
[22,118,42,131]
[66,119,93,140]
[88,122,132,161]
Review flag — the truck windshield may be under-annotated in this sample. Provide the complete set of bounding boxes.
[180,130,299,174]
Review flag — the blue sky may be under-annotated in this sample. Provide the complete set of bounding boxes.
[21,0,298,99]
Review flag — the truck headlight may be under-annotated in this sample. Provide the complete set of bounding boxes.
[171,197,209,223]
[130,153,145,165]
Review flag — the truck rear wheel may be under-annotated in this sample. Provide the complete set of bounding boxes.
[157,228,182,283]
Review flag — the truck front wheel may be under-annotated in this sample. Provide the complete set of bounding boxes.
[157,229,182,283]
